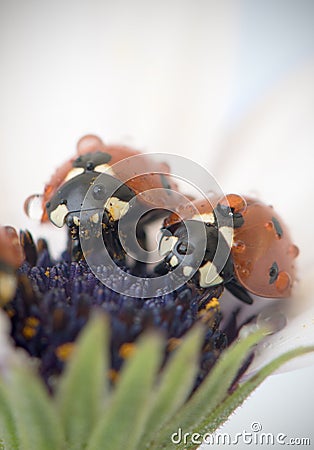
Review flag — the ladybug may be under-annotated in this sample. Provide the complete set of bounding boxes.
[25,135,180,262]
[157,194,299,304]
[0,226,24,305]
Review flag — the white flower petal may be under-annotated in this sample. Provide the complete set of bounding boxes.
[212,63,314,272]
[246,266,314,376]
[213,63,314,376]
[0,2,237,229]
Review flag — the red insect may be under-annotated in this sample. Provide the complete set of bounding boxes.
[233,196,299,298]
[24,135,181,263]
[158,194,299,303]
[25,134,179,223]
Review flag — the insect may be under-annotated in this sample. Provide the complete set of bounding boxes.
[0,226,24,305]
[157,194,299,305]
[25,135,180,263]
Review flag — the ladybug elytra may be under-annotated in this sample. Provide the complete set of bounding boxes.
[158,194,298,304]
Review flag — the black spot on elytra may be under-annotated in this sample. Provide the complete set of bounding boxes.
[272,216,283,238]
[269,261,279,284]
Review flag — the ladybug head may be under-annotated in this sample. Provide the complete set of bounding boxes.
[73,151,112,172]
[46,171,135,229]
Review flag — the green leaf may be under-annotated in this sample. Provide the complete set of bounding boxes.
[154,328,266,449]
[140,324,205,450]
[193,345,314,443]
[55,314,109,450]
[0,381,20,450]
[86,332,163,450]
[4,363,64,450]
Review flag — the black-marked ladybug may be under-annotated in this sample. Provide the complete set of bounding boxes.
[157,194,299,304]
[25,135,180,262]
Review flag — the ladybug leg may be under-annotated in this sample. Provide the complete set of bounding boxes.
[128,211,162,274]
[197,284,224,310]
[224,278,253,304]
[131,223,148,275]
[105,225,127,265]
[66,225,83,262]
[154,259,169,275]
[99,213,121,263]
[64,214,85,261]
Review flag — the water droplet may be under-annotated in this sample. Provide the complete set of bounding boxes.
[264,221,274,231]
[257,306,287,334]
[288,244,299,258]
[275,271,291,293]
[240,267,250,278]
[92,184,107,201]
[77,135,105,155]
[233,240,246,253]
[24,194,43,221]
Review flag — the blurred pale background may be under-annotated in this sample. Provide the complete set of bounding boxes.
[1,1,314,448]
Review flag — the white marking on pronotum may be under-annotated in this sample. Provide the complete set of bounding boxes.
[94,164,115,175]
[159,236,179,256]
[183,265,194,277]
[192,212,215,224]
[169,255,179,267]
[50,204,69,228]
[104,197,129,221]
[198,261,223,288]
[219,225,234,247]
[64,167,84,182]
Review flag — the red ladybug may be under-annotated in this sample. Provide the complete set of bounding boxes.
[158,194,299,303]
[230,195,299,298]
[25,135,180,262]
[25,135,179,224]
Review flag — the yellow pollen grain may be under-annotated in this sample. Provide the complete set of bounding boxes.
[45,269,50,277]
[205,297,220,310]
[22,316,40,339]
[55,342,75,361]
[119,342,136,359]
[198,306,219,326]
[167,337,182,352]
